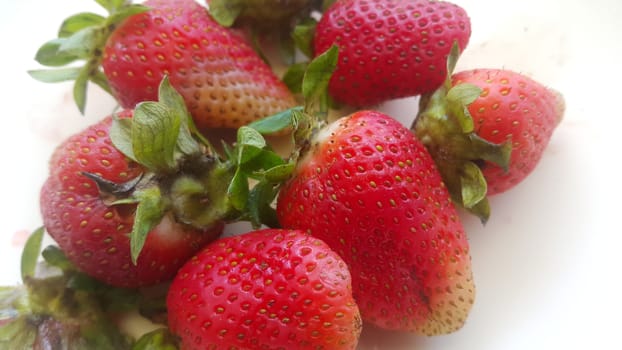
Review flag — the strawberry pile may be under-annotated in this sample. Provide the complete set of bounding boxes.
[1,0,564,349]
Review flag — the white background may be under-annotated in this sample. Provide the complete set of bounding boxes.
[0,0,620,349]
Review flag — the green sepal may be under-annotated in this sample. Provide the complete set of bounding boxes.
[292,18,317,58]
[228,170,249,212]
[33,39,80,67]
[130,187,166,265]
[20,228,45,282]
[412,41,509,223]
[258,162,295,183]
[132,102,181,173]
[208,0,243,27]
[132,328,179,350]
[28,67,82,83]
[58,12,106,38]
[246,181,281,229]
[58,26,102,59]
[110,116,137,162]
[74,67,89,114]
[41,245,76,272]
[302,45,339,116]
[249,106,302,134]
[283,63,309,94]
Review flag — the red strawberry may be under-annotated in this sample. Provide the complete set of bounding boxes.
[166,228,362,349]
[40,115,222,288]
[413,64,565,219]
[313,0,471,107]
[276,110,475,334]
[451,69,564,194]
[30,0,296,130]
[39,79,293,288]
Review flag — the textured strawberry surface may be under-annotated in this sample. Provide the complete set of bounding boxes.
[277,111,474,334]
[314,0,471,106]
[167,229,361,349]
[102,0,296,130]
[41,116,221,288]
[452,69,564,194]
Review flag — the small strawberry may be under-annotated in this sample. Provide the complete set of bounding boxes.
[313,0,471,107]
[30,0,296,130]
[166,228,361,349]
[40,78,292,288]
[412,46,565,219]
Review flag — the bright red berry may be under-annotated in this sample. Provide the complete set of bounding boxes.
[277,110,475,334]
[313,0,471,106]
[167,228,362,349]
[40,115,222,288]
[451,69,565,194]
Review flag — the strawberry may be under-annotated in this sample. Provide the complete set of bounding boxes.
[40,78,293,288]
[412,48,565,219]
[275,110,475,334]
[30,0,296,130]
[166,228,362,349]
[313,0,471,107]
[40,114,222,288]
[450,69,564,194]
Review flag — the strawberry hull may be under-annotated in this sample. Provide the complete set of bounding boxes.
[277,111,475,334]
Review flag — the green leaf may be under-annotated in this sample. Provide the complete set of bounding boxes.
[130,187,165,264]
[20,227,45,281]
[460,161,488,209]
[248,106,302,134]
[302,45,339,115]
[292,18,317,58]
[28,67,82,83]
[157,77,201,157]
[110,116,137,162]
[247,181,280,229]
[132,102,181,173]
[283,63,308,94]
[447,83,482,106]
[73,68,89,114]
[33,39,80,67]
[468,133,513,171]
[446,41,461,76]
[58,27,100,59]
[41,245,75,271]
[94,0,115,12]
[90,69,113,95]
[236,126,267,165]
[261,163,295,183]
[208,0,243,27]
[227,170,249,212]
[58,12,106,38]
[132,328,179,350]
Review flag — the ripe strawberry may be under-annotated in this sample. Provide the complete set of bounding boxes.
[276,110,475,334]
[412,64,565,219]
[166,228,361,349]
[30,0,296,130]
[39,79,292,288]
[40,115,222,288]
[313,0,471,107]
[450,69,564,194]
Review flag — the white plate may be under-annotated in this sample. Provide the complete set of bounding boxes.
[1,0,619,349]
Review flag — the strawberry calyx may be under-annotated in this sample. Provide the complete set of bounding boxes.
[28,0,149,114]
[412,43,511,223]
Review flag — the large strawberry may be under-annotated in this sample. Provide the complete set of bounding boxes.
[167,228,362,349]
[40,78,292,288]
[313,0,471,107]
[413,49,565,219]
[30,0,296,130]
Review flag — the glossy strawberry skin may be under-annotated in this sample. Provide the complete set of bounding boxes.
[452,69,564,194]
[40,115,222,288]
[276,111,474,334]
[314,0,471,107]
[166,229,361,350]
[102,0,296,130]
